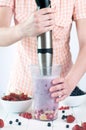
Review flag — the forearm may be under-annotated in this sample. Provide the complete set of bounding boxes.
[66,45,86,89]
[0,25,23,46]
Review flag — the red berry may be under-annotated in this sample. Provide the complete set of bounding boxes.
[0,119,4,128]
[46,113,54,120]
[2,93,30,101]
[59,106,64,110]
[24,112,32,119]
[81,122,86,130]
[72,125,83,130]
[59,106,70,110]
[19,113,24,117]
[66,115,75,123]
[65,106,70,110]
[19,112,32,119]
[79,127,83,130]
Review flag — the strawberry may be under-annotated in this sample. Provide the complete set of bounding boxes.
[66,115,75,123]
[81,122,86,130]
[72,124,83,130]
[0,119,4,128]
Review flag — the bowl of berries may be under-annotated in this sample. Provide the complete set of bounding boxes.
[0,93,32,113]
[63,87,86,107]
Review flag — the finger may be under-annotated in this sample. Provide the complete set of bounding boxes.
[34,15,54,27]
[38,8,55,15]
[52,77,64,85]
[55,95,67,102]
[51,89,66,98]
[40,14,55,22]
[40,26,53,34]
[49,83,64,92]
[42,19,54,27]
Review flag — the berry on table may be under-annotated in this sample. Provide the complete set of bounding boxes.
[18,122,21,125]
[62,115,67,120]
[66,124,69,128]
[72,124,83,130]
[9,120,13,124]
[19,112,32,119]
[59,106,70,110]
[0,119,4,128]
[15,119,19,122]
[81,122,86,130]
[66,115,75,123]
[47,122,51,127]
[62,110,65,113]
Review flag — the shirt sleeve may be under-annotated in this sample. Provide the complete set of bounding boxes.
[73,0,86,20]
[0,0,14,9]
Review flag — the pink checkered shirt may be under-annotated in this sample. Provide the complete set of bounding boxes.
[0,0,86,96]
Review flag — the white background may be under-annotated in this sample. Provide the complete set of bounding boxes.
[0,22,86,95]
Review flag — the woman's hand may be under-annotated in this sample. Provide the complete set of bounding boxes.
[49,77,75,102]
[19,8,55,37]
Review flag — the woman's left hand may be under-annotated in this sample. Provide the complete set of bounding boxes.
[49,77,75,102]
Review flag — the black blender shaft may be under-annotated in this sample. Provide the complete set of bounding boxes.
[35,0,50,8]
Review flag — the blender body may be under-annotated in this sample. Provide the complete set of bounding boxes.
[36,0,53,76]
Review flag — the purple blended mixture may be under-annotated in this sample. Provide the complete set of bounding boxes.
[33,76,59,121]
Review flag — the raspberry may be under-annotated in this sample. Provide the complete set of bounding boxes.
[72,124,83,130]
[59,106,70,110]
[2,93,30,101]
[79,127,83,130]
[0,119,4,128]
[81,122,86,130]
[66,115,75,123]
[19,112,32,119]
[46,113,54,120]
[25,112,32,119]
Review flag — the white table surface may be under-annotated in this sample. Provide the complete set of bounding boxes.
[0,100,86,130]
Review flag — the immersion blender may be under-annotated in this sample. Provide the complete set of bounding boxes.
[35,0,53,76]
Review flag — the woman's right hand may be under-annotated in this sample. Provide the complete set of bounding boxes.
[19,8,55,37]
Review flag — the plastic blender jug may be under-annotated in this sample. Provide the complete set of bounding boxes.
[31,64,61,121]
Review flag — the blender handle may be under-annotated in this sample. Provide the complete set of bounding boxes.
[35,0,51,9]
[35,0,53,76]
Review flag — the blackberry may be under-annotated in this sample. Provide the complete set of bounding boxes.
[47,122,51,127]
[62,110,65,113]
[15,119,19,122]
[9,120,13,124]
[66,124,69,128]
[70,86,86,96]
[62,115,67,120]
[18,122,21,125]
